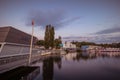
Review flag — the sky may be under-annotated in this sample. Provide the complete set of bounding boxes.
[0,0,120,43]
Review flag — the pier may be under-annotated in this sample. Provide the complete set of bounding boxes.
[0,66,40,80]
[0,49,62,73]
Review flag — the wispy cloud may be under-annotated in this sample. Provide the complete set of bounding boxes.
[63,36,93,42]
[26,10,80,30]
[95,26,120,35]
[63,34,120,43]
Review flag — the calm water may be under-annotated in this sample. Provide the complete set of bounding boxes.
[33,52,120,80]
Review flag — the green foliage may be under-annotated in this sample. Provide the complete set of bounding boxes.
[44,25,55,49]
[54,36,62,49]
[72,41,96,47]
[72,41,120,48]
[44,25,49,49]
[36,40,45,46]
[98,43,120,48]
[50,26,55,48]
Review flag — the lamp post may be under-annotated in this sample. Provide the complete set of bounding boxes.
[28,20,34,65]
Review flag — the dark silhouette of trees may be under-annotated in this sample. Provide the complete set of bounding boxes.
[36,40,45,46]
[54,36,62,49]
[50,26,55,48]
[44,25,55,49]
[72,41,120,48]
[72,41,96,47]
[44,25,49,49]
[98,43,120,48]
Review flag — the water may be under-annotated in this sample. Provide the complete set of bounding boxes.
[33,52,120,80]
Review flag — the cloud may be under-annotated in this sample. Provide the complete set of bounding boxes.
[95,26,120,35]
[26,10,80,30]
[62,34,120,43]
[63,36,93,42]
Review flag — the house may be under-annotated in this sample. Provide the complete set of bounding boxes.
[81,45,101,51]
[62,41,76,52]
[63,41,76,49]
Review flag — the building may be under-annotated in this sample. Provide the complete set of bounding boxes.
[81,45,101,51]
[63,41,76,52]
[0,26,39,73]
[0,26,38,57]
[63,41,76,49]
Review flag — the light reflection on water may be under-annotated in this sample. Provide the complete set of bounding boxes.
[34,52,120,80]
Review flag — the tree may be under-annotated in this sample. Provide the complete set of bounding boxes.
[54,36,62,49]
[50,26,55,48]
[44,25,49,49]
[36,40,45,46]
[71,41,96,48]
[44,25,55,49]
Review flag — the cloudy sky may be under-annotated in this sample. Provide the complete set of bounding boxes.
[0,0,120,43]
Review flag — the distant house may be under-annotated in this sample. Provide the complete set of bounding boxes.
[81,45,89,51]
[0,26,38,57]
[81,45,101,51]
[63,41,76,49]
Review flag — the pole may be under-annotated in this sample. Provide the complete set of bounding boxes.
[28,20,34,65]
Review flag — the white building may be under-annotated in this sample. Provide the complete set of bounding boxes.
[63,41,76,49]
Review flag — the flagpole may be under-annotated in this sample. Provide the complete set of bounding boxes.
[28,20,34,65]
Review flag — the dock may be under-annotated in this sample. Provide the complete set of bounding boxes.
[0,66,40,80]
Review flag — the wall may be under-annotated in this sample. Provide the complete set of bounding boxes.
[0,44,30,57]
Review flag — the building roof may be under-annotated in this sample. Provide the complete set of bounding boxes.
[0,26,37,45]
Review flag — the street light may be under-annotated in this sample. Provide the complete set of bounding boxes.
[28,20,34,65]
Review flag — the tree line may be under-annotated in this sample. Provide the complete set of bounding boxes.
[36,24,120,48]
[71,41,120,48]
[36,24,62,49]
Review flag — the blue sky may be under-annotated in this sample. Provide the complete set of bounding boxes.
[0,0,120,43]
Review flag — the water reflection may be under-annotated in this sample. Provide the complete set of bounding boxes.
[36,52,120,80]
[64,52,97,61]
[54,56,62,69]
[64,52,120,61]
[43,57,53,80]
[42,55,62,80]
